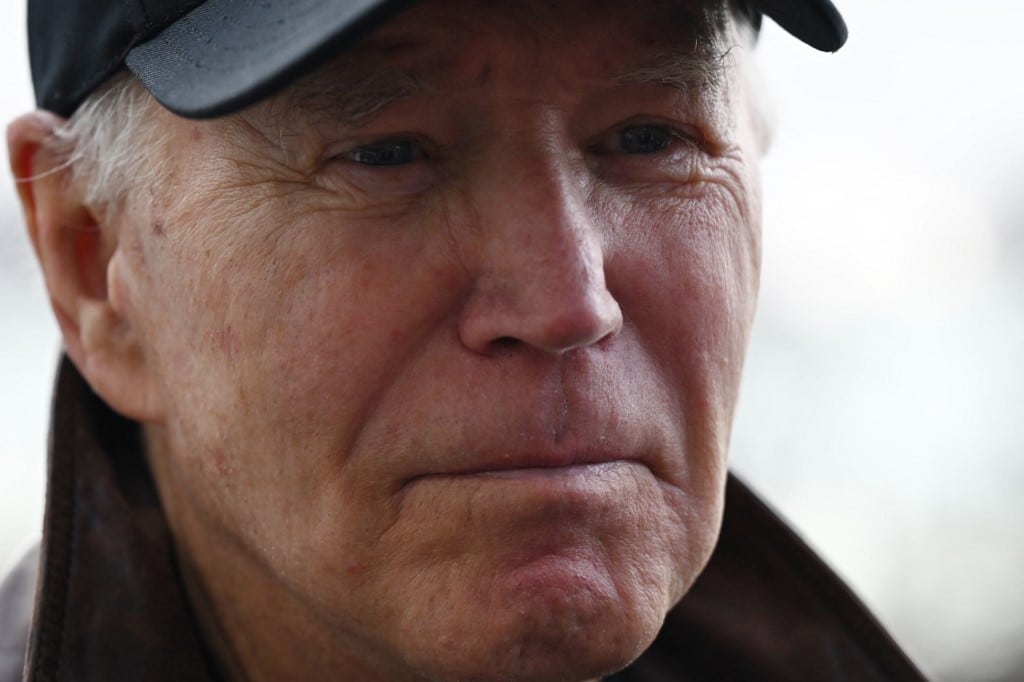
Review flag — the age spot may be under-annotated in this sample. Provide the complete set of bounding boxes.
[213,325,241,360]
[211,449,234,481]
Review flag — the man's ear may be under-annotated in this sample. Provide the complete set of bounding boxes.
[8,111,161,422]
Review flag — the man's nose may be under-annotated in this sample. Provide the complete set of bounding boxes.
[457,157,624,356]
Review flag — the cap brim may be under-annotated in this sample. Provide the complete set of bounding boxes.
[126,0,846,120]
[759,0,848,52]
[126,0,414,119]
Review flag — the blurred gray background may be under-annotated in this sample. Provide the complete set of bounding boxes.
[2,2,1022,680]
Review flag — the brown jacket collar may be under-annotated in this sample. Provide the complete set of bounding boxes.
[14,358,925,681]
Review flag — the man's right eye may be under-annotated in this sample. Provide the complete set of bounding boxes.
[347,139,423,166]
[618,125,674,155]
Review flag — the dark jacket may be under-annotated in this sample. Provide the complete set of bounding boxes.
[0,359,926,681]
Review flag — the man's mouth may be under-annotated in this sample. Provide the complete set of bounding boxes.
[439,460,633,479]
[402,452,646,492]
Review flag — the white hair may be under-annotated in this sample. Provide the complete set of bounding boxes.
[46,72,165,208]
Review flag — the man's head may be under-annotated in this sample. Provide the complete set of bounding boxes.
[8,1,843,680]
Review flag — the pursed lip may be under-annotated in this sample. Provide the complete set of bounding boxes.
[402,448,643,487]
[449,460,634,480]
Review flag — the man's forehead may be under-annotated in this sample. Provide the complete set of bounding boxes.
[231,0,740,127]
[277,0,734,124]
[351,0,726,65]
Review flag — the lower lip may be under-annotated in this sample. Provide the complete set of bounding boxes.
[400,461,645,514]
[400,461,644,498]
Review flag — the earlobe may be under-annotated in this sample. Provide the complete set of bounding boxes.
[7,111,161,422]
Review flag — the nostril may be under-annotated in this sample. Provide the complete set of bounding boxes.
[489,336,522,353]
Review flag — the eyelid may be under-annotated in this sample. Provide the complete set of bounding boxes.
[661,126,701,150]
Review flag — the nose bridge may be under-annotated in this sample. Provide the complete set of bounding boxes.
[458,145,623,355]
[492,150,597,290]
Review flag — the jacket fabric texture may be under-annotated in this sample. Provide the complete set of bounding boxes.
[0,358,927,681]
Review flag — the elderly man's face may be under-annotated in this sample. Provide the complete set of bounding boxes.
[105,0,762,679]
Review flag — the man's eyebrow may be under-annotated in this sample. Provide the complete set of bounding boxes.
[615,48,730,93]
[284,60,433,128]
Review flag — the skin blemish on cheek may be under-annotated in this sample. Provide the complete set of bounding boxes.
[152,220,165,237]
[213,325,241,361]
[211,449,234,481]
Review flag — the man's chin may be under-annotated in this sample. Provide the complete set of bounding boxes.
[399,623,656,682]
[390,555,668,682]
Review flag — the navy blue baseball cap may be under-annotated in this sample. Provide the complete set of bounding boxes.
[29,0,847,120]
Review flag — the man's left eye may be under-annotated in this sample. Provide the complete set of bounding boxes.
[347,139,423,166]
[618,125,674,155]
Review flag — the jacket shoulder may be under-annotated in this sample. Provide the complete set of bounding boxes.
[0,546,40,682]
